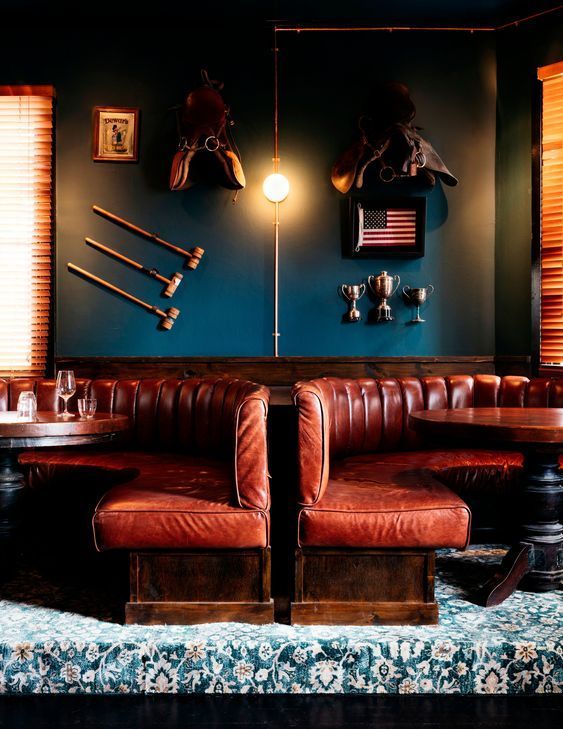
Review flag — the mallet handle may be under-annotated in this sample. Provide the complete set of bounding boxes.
[93,205,194,260]
[85,237,169,285]
[68,263,156,315]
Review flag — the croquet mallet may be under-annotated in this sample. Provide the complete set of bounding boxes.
[68,263,180,330]
[92,205,204,270]
[85,237,183,298]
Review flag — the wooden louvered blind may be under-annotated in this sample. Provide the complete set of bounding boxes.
[539,62,563,366]
[0,85,54,377]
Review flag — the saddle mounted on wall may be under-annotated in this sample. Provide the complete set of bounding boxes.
[331,82,458,194]
[170,69,245,195]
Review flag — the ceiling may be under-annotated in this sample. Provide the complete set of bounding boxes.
[2,1,562,25]
[269,1,561,26]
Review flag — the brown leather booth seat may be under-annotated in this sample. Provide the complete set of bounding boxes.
[292,374,556,549]
[25,450,269,551]
[290,374,556,625]
[94,456,268,552]
[4,376,272,624]
[9,377,270,550]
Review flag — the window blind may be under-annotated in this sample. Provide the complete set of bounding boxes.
[0,85,54,377]
[538,62,563,366]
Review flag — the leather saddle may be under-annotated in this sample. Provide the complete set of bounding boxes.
[331,82,458,194]
[170,70,245,193]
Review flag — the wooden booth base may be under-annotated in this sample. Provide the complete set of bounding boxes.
[291,548,438,626]
[126,548,274,625]
[291,601,438,626]
[126,600,275,625]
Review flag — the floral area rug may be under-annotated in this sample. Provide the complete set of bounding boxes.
[0,546,561,695]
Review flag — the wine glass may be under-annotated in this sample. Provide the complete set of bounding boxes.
[56,370,76,418]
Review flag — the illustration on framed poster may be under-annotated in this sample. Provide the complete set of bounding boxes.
[92,107,139,162]
[345,196,426,258]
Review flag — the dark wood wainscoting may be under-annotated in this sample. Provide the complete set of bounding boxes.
[55,355,509,384]
[55,356,534,404]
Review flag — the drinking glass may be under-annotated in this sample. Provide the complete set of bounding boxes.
[78,398,97,419]
[56,370,76,418]
[17,391,37,421]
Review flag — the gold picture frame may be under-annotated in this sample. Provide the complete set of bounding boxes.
[92,106,139,162]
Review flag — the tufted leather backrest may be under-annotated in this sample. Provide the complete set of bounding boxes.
[0,376,268,459]
[293,375,562,461]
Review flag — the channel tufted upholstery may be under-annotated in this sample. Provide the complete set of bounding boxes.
[7,376,270,550]
[291,374,560,550]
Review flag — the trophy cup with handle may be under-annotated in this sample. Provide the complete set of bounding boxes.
[340,283,366,322]
[402,284,434,323]
[367,271,401,322]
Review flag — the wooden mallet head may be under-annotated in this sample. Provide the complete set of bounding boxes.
[160,307,180,330]
[186,246,205,270]
[163,272,183,297]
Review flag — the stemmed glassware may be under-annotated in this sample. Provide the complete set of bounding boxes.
[55,370,76,418]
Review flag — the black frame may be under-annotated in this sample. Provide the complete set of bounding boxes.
[344,196,426,259]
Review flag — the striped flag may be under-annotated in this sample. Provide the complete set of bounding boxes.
[356,204,417,250]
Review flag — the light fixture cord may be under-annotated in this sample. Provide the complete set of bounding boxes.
[274,201,280,357]
[273,29,279,172]
[273,27,280,357]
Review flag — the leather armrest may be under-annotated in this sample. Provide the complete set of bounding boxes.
[292,381,330,506]
[234,383,270,510]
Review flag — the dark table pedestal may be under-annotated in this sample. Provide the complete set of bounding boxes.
[480,446,563,606]
[0,450,25,548]
[409,408,563,607]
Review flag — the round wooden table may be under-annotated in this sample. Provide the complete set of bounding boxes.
[0,412,129,549]
[409,407,563,606]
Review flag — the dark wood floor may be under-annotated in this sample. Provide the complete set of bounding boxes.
[0,695,562,728]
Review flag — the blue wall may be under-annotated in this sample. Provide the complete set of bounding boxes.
[1,24,498,356]
[279,32,496,355]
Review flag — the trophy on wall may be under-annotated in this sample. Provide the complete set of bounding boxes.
[402,284,435,323]
[340,283,366,322]
[367,271,401,322]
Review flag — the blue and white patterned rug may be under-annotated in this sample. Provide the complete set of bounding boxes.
[0,546,561,695]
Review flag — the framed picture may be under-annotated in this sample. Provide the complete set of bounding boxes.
[344,196,426,258]
[92,106,139,162]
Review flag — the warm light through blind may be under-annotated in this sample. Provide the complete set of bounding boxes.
[0,87,53,376]
[539,63,563,366]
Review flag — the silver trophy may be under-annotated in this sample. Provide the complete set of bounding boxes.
[367,271,401,322]
[402,284,434,323]
[340,283,366,322]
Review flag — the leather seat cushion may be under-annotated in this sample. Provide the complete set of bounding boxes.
[332,448,524,473]
[93,480,268,551]
[298,476,470,549]
[20,449,269,550]
[330,449,524,509]
[297,450,519,549]
[20,448,141,489]
[20,449,227,492]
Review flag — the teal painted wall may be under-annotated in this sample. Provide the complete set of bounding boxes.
[0,24,498,356]
[495,12,563,356]
[279,32,496,356]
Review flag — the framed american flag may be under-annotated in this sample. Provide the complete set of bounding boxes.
[345,196,426,258]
